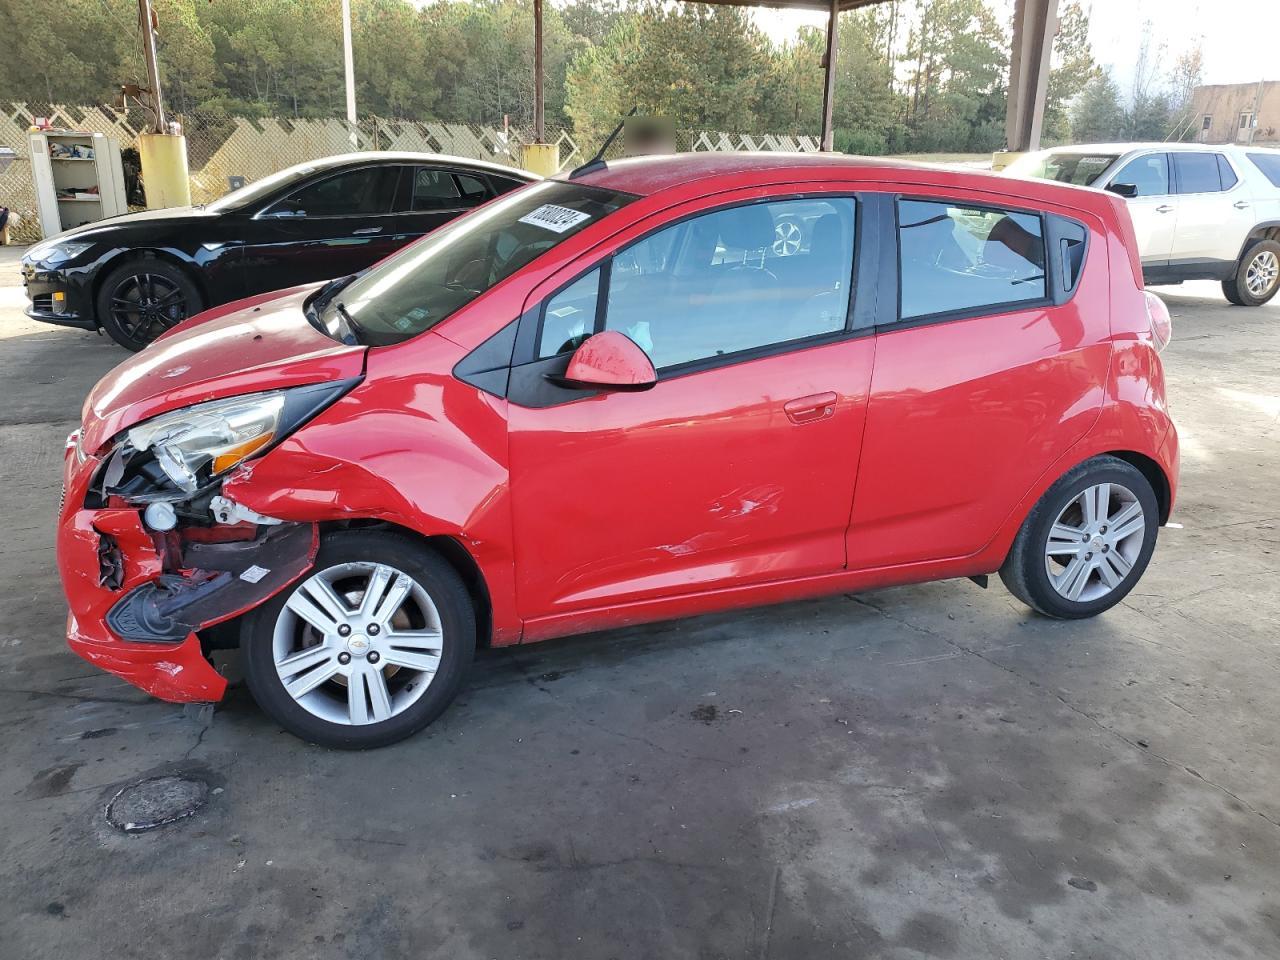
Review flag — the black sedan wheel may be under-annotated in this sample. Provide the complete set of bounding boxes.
[97,260,203,351]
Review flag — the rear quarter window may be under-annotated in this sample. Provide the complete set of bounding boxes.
[1247,152,1280,187]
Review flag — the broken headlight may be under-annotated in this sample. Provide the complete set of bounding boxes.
[99,380,357,504]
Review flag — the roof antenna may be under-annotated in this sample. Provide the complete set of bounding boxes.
[568,105,638,179]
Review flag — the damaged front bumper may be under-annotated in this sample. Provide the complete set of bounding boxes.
[57,450,318,703]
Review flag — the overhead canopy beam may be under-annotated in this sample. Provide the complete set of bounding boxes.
[1004,0,1059,153]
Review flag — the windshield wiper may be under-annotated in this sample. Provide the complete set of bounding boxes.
[332,301,361,346]
[305,275,360,342]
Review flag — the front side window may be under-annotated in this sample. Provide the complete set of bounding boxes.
[267,166,399,218]
[897,199,1046,321]
[536,197,856,369]
[327,180,634,346]
[539,268,601,358]
[1174,152,1225,193]
[1110,154,1169,197]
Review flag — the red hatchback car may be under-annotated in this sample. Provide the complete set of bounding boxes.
[58,154,1178,747]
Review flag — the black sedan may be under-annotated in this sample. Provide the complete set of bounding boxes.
[20,152,537,350]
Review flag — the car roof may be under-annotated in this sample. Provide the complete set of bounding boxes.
[1036,141,1279,156]
[561,151,1111,208]
[307,151,538,179]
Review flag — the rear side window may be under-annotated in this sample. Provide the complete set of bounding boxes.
[412,168,463,210]
[1217,155,1239,190]
[489,175,531,195]
[897,199,1046,321]
[1173,152,1227,193]
[1110,154,1169,197]
[456,174,489,206]
[1248,152,1280,187]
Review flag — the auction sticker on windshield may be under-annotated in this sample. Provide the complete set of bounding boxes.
[519,204,593,233]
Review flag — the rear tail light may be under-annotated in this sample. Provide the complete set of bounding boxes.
[1144,291,1172,352]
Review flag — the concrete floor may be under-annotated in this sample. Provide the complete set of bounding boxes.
[1,243,1278,960]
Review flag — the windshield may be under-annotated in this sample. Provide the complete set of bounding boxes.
[327,180,635,346]
[1006,151,1119,186]
[205,162,322,212]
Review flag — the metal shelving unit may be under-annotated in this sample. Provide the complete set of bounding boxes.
[29,131,127,237]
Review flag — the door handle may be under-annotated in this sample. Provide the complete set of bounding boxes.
[784,392,838,424]
[353,226,383,235]
[1234,200,1250,209]
[1155,205,1174,214]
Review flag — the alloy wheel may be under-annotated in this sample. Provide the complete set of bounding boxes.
[272,561,444,726]
[1245,250,1279,298]
[1043,482,1146,603]
[772,220,803,257]
[109,273,189,342]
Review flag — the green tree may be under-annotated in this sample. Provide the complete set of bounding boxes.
[0,0,131,105]
[565,3,775,148]
[903,0,1008,152]
[1043,1,1095,144]
[1070,70,1124,142]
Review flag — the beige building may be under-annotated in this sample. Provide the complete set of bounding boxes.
[1188,81,1279,145]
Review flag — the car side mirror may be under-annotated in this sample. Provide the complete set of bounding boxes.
[1106,182,1138,198]
[554,331,656,392]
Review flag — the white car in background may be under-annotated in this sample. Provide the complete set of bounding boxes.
[1007,143,1280,306]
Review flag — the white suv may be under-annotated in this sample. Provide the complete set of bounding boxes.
[1007,143,1280,306]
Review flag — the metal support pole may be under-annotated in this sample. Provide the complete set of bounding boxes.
[342,0,358,148]
[137,0,166,133]
[1246,78,1264,145]
[1004,0,1059,153]
[534,0,545,144]
[820,0,839,152]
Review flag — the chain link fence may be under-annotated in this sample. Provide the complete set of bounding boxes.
[1,102,819,243]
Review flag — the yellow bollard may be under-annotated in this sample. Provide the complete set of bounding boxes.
[138,133,193,209]
[990,150,1024,172]
[523,143,560,178]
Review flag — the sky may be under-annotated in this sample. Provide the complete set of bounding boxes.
[749,0,1276,94]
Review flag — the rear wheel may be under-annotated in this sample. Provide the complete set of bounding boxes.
[1222,238,1280,307]
[97,259,203,351]
[1000,456,1159,619]
[241,530,476,748]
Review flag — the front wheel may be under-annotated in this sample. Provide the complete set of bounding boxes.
[1222,239,1280,307]
[1000,456,1159,619]
[96,259,204,351]
[241,530,476,748]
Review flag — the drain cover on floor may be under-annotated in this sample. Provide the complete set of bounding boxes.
[106,775,210,832]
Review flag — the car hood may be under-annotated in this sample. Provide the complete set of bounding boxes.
[80,285,365,456]
[55,205,219,243]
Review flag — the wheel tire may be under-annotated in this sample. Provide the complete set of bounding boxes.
[772,217,805,257]
[1222,238,1280,307]
[241,529,476,749]
[999,455,1159,620]
[96,258,204,351]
